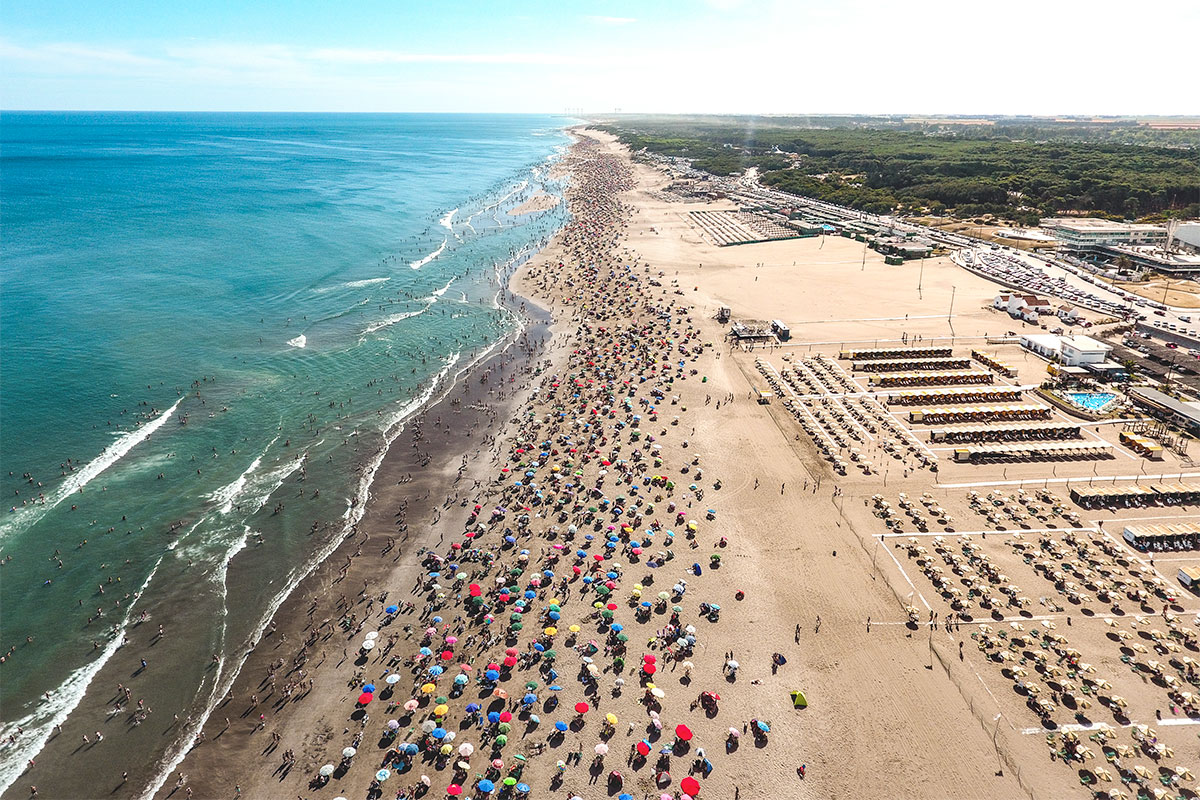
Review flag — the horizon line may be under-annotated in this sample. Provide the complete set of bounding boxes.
[3,109,1197,119]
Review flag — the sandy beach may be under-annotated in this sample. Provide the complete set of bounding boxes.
[509,194,560,217]
[113,129,1200,800]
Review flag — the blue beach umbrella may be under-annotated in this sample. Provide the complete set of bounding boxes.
[485,669,500,681]
[554,721,568,732]
[516,783,530,793]
[478,779,495,793]
[402,743,419,755]
[385,605,399,614]
[488,711,501,723]
[362,684,376,693]
[431,728,447,740]
[465,703,481,713]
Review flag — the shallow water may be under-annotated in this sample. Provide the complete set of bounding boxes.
[0,112,570,792]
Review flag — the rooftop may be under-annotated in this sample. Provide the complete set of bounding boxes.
[1042,218,1165,234]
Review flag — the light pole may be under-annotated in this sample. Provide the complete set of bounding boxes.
[948,285,957,321]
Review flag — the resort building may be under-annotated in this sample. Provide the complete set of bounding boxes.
[1129,387,1200,435]
[1041,218,1168,250]
[994,293,1053,322]
[1019,333,1112,367]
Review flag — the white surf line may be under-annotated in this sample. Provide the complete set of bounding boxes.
[409,238,447,270]
[0,396,184,541]
[939,472,1200,489]
[879,536,931,610]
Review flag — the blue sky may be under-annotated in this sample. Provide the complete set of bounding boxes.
[2,0,1197,113]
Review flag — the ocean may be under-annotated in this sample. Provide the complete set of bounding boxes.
[0,111,571,794]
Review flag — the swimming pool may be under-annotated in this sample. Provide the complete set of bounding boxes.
[1067,392,1117,412]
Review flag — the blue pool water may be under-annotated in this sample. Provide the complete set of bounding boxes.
[1067,392,1117,411]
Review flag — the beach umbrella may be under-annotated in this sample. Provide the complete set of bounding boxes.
[431,728,447,740]
[404,699,420,712]
[403,743,420,755]
[497,722,511,734]
[447,785,463,797]
[342,746,357,758]
[494,734,508,747]
[421,683,436,694]
[421,720,438,733]
[376,769,391,782]
[358,692,374,705]
[387,720,400,730]
[319,764,335,777]
[434,704,449,716]
[681,777,701,795]
[675,724,693,741]
[478,779,495,794]
[465,703,481,713]
[756,720,771,733]
[575,702,590,714]
[386,605,399,614]
[362,683,376,693]
[555,721,568,732]
[386,674,402,685]
[362,639,376,650]
[637,740,651,756]
[458,742,474,757]
[516,783,530,793]
[595,743,609,755]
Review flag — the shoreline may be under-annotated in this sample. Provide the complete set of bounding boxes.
[139,145,580,800]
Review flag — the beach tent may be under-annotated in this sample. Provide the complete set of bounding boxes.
[790,690,808,708]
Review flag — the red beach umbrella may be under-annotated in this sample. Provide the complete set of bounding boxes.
[575,702,590,714]
[358,692,374,705]
[675,724,693,741]
[681,776,701,795]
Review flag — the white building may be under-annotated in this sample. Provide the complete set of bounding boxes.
[1057,304,1080,323]
[1019,333,1112,366]
[1059,335,1111,366]
[1020,334,1063,360]
[1040,218,1168,251]
[994,292,1052,322]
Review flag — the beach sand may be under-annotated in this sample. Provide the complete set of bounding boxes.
[99,129,1200,800]
[509,194,560,217]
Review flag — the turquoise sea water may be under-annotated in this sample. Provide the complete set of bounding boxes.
[0,112,570,792]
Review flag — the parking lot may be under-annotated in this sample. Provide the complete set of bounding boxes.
[1104,331,1200,393]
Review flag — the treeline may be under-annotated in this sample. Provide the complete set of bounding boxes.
[604,118,1199,223]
